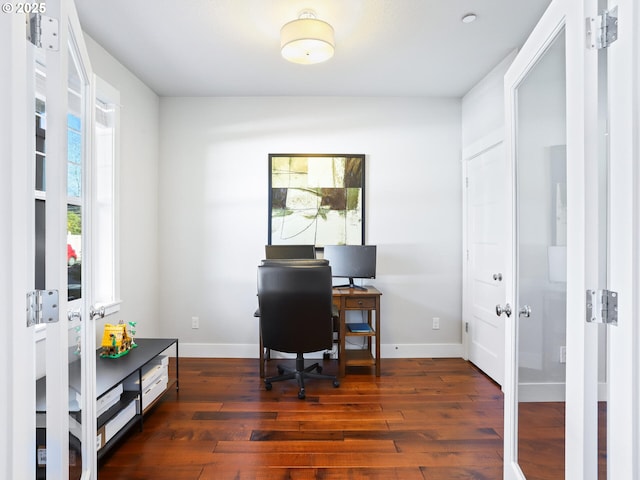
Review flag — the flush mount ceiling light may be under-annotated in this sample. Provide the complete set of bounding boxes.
[280,10,335,65]
[461,13,477,23]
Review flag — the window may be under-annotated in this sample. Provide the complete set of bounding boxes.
[93,78,121,313]
[33,73,121,329]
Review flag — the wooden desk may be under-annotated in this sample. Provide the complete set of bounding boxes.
[333,286,382,377]
[257,287,382,378]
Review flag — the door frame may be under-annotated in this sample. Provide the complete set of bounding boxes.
[0,13,37,480]
[606,0,640,476]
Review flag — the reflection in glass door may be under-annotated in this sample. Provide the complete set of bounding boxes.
[66,36,90,480]
[515,30,567,479]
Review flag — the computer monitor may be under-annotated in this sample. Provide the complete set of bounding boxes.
[323,245,377,290]
[265,244,316,259]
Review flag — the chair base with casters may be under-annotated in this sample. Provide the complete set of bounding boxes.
[264,352,340,400]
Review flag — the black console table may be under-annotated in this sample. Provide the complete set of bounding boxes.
[96,338,178,459]
[35,337,179,467]
[96,337,179,399]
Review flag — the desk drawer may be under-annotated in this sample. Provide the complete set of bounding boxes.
[344,297,376,309]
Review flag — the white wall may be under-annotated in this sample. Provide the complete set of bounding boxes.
[84,35,161,339]
[158,97,463,357]
[462,50,517,150]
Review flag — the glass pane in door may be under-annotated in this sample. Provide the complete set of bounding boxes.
[67,41,85,480]
[595,3,609,477]
[34,47,47,480]
[515,29,567,479]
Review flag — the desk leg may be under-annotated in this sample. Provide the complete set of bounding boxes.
[375,297,381,377]
[175,340,179,390]
[339,302,346,378]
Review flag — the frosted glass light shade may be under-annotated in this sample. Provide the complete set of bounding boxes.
[280,18,335,65]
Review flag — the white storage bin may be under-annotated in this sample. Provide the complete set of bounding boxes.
[156,355,169,367]
[140,375,168,411]
[96,384,123,417]
[104,399,136,444]
[123,361,168,391]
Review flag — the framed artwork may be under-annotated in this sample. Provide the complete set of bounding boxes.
[268,154,365,248]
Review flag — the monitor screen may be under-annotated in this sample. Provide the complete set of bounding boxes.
[323,245,376,289]
[265,244,316,259]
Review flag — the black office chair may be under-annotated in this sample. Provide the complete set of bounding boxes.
[257,259,340,399]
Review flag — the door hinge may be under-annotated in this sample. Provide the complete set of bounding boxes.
[26,13,59,51]
[465,322,469,333]
[586,6,618,50]
[27,290,60,327]
[586,289,618,325]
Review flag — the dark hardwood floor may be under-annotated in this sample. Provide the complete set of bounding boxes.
[98,357,505,479]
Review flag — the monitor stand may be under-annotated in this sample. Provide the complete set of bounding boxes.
[334,278,368,291]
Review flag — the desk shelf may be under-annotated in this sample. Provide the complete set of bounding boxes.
[344,349,376,366]
[346,329,376,336]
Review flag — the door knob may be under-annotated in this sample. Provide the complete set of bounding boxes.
[493,273,503,281]
[519,305,532,317]
[495,303,512,317]
[90,305,106,320]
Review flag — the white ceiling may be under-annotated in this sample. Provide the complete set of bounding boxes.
[75,0,551,98]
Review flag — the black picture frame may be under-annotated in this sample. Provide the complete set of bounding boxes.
[268,154,366,248]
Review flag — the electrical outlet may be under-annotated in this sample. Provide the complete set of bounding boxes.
[560,346,566,364]
[432,317,440,330]
[191,316,199,329]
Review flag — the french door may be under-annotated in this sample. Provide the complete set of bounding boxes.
[2,0,96,478]
[503,0,639,478]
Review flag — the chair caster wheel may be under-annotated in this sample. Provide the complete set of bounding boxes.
[265,382,272,391]
[298,389,306,400]
[333,380,340,388]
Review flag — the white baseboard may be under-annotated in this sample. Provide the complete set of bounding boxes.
[380,343,464,358]
[179,343,257,358]
[519,382,608,402]
[179,342,464,359]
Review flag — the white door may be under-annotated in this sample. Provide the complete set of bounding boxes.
[1,0,96,478]
[502,0,602,478]
[465,140,506,386]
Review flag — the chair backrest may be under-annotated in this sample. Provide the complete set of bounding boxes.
[264,244,316,259]
[257,259,333,354]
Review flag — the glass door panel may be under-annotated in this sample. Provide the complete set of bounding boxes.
[66,38,87,480]
[33,46,47,480]
[515,29,567,479]
[595,3,609,477]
